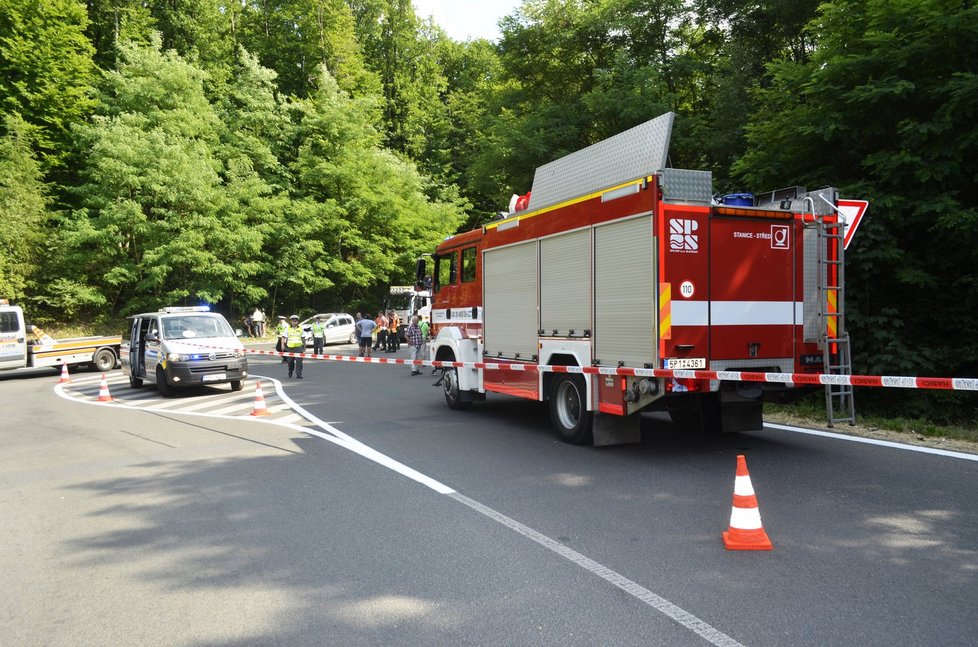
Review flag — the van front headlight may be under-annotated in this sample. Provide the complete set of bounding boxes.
[168,353,192,361]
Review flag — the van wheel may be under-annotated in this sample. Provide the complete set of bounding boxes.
[443,368,471,410]
[93,347,117,372]
[156,366,172,397]
[230,380,243,392]
[549,374,593,445]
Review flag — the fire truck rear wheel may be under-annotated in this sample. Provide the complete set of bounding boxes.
[443,368,471,410]
[549,374,593,445]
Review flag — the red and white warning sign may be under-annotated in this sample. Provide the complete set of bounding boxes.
[837,199,868,250]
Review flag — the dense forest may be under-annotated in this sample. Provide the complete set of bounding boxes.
[1,0,976,421]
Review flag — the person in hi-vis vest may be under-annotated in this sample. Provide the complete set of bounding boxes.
[285,314,304,378]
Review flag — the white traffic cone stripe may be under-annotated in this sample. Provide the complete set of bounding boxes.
[97,374,112,401]
[734,474,756,496]
[729,506,764,530]
[250,381,270,416]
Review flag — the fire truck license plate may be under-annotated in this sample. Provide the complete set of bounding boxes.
[665,358,706,370]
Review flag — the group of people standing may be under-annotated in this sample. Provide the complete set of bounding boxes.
[270,310,430,379]
[354,311,429,375]
[353,310,400,358]
[241,308,267,337]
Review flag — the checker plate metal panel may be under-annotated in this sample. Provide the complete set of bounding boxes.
[661,168,713,204]
[528,112,675,211]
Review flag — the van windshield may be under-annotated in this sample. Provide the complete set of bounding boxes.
[161,314,235,340]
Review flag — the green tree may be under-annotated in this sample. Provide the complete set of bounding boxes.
[736,0,978,418]
[218,47,298,315]
[237,0,379,99]
[0,115,49,301]
[291,66,464,308]
[67,38,261,314]
[0,0,96,170]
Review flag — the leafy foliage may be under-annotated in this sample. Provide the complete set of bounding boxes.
[0,0,975,423]
[0,115,50,300]
[0,0,96,169]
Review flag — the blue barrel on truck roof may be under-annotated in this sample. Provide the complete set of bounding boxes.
[721,193,754,207]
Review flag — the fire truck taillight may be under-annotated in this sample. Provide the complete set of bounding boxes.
[666,378,704,393]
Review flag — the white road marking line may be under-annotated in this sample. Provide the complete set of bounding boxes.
[274,413,305,425]
[55,374,746,646]
[448,492,745,647]
[765,422,978,461]
[143,391,233,410]
[258,375,745,647]
[197,400,255,416]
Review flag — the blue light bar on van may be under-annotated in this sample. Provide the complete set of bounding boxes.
[160,306,210,313]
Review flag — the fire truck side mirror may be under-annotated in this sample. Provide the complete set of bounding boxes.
[415,258,426,285]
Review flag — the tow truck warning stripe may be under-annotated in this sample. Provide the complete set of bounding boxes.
[181,343,978,392]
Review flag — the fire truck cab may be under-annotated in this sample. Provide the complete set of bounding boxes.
[424,112,853,445]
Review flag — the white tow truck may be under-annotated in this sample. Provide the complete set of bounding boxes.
[0,300,121,373]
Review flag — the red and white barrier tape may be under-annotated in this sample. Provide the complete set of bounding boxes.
[186,343,978,392]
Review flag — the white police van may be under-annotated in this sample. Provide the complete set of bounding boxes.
[121,307,248,396]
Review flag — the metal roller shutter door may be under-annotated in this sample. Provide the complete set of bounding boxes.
[484,242,538,358]
[594,215,655,367]
[540,230,590,335]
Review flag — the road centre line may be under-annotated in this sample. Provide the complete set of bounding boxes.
[765,422,978,462]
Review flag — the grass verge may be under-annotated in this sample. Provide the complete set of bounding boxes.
[764,398,978,455]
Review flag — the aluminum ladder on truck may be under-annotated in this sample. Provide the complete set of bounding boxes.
[814,204,856,426]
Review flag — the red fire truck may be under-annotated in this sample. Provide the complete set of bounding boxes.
[420,112,861,445]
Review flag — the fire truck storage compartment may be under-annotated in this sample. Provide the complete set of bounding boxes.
[594,214,655,368]
[707,212,796,363]
[484,241,538,359]
[540,229,591,337]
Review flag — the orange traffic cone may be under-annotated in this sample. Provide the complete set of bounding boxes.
[250,381,270,416]
[722,454,773,551]
[59,363,71,384]
[97,373,113,402]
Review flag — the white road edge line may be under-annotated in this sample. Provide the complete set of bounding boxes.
[448,491,745,647]
[764,422,978,462]
[55,374,747,647]
[259,375,745,647]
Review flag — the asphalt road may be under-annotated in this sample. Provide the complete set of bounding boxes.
[2,349,976,646]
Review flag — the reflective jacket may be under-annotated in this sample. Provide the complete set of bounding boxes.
[286,325,303,348]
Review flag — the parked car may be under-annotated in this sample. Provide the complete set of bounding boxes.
[299,313,358,346]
